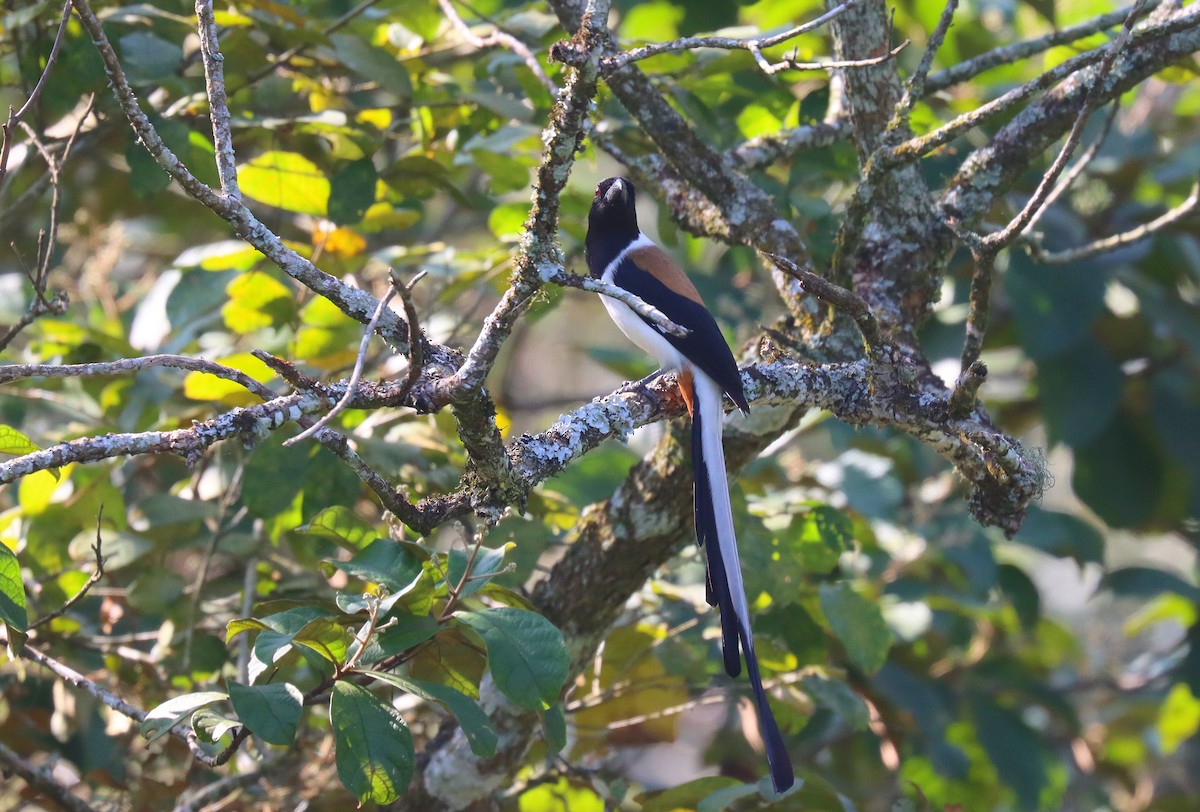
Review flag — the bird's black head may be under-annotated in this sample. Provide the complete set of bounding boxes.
[585,177,640,279]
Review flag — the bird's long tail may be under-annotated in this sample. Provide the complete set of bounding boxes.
[691,373,794,793]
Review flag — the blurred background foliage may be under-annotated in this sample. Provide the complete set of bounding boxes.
[1,0,1199,809]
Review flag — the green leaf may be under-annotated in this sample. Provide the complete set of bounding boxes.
[141,691,228,743]
[487,203,528,242]
[292,617,351,665]
[243,437,311,519]
[970,694,1048,811]
[364,612,440,661]
[335,538,426,592]
[331,682,414,805]
[456,607,568,710]
[819,583,893,674]
[444,543,513,600]
[131,494,217,527]
[328,159,378,225]
[1159,682,1200,754]
[0,544,28,634]
[226,617,271,643]
[300,506,376,549]
[1036,339,1123,447]
[227,681,303,746]
[182,352,273,406]
[1072,415,1164,528]
[639,777,743,812]
[998,564,1041,632]
[362,671,498,757]
[1014,508,1104,565]
[192,708,242,743]
[118,32,182,84]
[237,151,330,216]
[329,34,413,99]
[518,777,604,812]
[788,506,852,573]
[541,702,567,754]
[126,131,172,199]
[222,270,296,333]
[1008,252,1106,359]
[0,424,42,457]
[408,627,487,698]
[800,673,869,731]
[1102,567,1200,601]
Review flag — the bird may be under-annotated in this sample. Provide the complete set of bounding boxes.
[585,177,794,793]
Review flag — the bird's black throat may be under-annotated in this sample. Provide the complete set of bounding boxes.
[585,177,640,279]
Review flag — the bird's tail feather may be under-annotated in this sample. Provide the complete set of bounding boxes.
[691,374,794,793]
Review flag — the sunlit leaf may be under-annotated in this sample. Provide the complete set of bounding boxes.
[362,671,498,757]
[0,544,27,634]
[237,151,330,216]
[331,682,414,804]
[222,270,296,333]
[456,607,568,711]
[141,692,228,743]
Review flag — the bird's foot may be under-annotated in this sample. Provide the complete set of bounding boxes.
[616,370,663,402]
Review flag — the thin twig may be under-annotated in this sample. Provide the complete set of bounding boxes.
[437,0,556,93]
[1032,176,1200,264]
[753,41,908,76]
[183,497,248,668]
[894,0,959,120]
[603,0,859,70]
[0,741,98,812]
[439,526,487,621]
[421,1,608,407]
[886,6,1193,166]
[388,269,429,407]
[543,270,689,337]
[239,0,388,89]
[954,0,1154,375]
[952,238,995,375]
[194,0,240,198]
[285,286,398,446]
[924,0,1160,94]
[979,0,1151,251]
[0,0,73,187]
[764,253,883,352]
[1022,100,1120,236]
[30,509,107,630]
[2,638,235,766]
[68,0,413,351]
[0,354,275,399]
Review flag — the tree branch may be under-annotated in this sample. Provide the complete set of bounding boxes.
[68,0,412,352]
[1030,176,1200,264]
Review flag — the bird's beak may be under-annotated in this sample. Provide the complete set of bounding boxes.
[606,179,628,203]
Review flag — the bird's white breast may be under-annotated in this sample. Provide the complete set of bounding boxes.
[600,234,689,372]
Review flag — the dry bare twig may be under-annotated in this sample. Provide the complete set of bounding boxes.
[603,0,859,69]
[1032,176,1200,264]
[437,0,556,93]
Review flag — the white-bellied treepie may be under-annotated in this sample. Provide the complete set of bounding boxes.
[585,177,794,793]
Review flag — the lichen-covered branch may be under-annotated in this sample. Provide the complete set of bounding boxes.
[941,2,1200,224]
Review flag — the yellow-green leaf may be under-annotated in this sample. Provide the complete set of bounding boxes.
[237,151,330,216]
[0,425,41,457]
[222,271,296,333]
[183,352,274,406]
[1159,682,1200,755]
